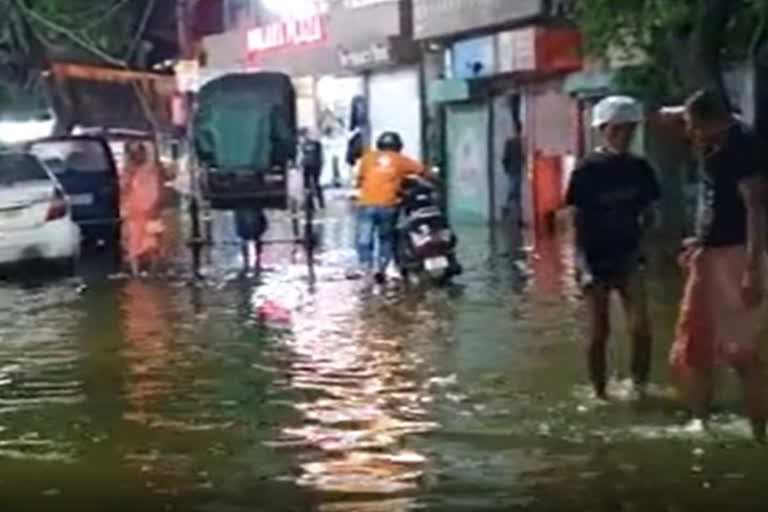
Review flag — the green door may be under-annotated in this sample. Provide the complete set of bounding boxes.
[446,103,490,224]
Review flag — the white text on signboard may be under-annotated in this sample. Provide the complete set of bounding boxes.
[496,28,536,73]
[247,15,326,54]
[339,43,391,68]
[344,0,396,7]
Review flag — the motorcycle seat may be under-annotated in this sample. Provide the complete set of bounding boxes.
[406,206,442,220]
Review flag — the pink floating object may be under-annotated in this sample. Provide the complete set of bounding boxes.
[257,300,292,325]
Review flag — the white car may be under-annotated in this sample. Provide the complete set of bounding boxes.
[0,152,81,269]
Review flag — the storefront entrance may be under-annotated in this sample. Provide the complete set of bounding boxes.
[315,75,365,187]
[446,103,491,224]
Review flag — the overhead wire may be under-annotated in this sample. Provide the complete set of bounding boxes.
[125,0,158,62]
[55,0,131,28]
[124,0,162,136]
[82,0,135,31]
[16,0,165,135]
[14,0,126,66]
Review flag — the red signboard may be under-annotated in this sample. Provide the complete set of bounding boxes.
[496,26,582,74]
[247,14,328,56]
[536,27,582,73]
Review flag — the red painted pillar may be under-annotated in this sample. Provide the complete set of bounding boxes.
[532,153,563,238]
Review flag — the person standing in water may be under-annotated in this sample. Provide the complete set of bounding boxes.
[502,133,524,220]
[502,133,526,260]
[565,96,661,400]
[121,141,165,276]
[234,207,268,273]
[670,89,767,441]
[299,127,325,210]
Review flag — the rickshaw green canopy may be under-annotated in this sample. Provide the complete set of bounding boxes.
[194,72,297,173]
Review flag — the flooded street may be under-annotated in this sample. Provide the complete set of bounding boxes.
[0,197,767,511]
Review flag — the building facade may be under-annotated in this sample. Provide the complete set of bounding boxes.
[416,0,582,230]
[194,0,584,229]
[200,0,422,185]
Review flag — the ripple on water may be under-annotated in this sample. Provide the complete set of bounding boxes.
[262,276,440,496]
[317,496,421,512]
[0,283,85,465]
[0,216,749,510]
[0,435,77,463]
[298,450,425,494]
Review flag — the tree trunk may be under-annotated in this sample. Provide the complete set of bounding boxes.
[752,0,768,142]
[45,73,75,135]
[683,0,740,105]
[754,41,768,141]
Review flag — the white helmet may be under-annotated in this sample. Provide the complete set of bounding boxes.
[592,95,643,128]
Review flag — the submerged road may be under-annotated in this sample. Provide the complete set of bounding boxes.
[0,195,765,511]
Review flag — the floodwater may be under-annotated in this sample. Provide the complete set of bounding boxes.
[0,197,767,511]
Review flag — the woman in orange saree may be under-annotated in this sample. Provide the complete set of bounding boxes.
[121,142,164,276]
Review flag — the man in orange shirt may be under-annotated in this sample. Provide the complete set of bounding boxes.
[355,132,426,283]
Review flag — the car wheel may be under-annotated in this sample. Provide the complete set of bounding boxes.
[433,274,452,287]
[54,256,78,276]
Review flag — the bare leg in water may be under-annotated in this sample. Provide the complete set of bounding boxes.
[618,271,652,396]
[129,258,141,277]
[677,345,765,443]
[681,366,715,431]
[241,241,252,273]
[586,285,611,399]
[734,351,767,442]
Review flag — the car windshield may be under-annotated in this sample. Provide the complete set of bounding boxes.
[28,139,110,175]
[0,153,50,186]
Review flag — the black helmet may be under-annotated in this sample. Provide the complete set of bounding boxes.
[376,131,403,152]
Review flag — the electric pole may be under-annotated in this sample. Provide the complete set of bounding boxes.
[176,0,204,277]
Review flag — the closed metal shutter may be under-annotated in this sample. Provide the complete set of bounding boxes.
[368,67,423,160]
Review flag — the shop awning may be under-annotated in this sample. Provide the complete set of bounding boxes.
[427,79,471,104]
[563,71,616,99]
[49,62,175,133]
[50,63,175,87]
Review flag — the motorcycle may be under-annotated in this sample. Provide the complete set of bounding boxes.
[394,175,462,285]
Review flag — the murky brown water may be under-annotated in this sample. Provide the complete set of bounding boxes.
[0,200,767,511]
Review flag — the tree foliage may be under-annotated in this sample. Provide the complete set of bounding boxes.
[575,0,768,104]
[0,0,144,114]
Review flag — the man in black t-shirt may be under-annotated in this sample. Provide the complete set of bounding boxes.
[502,134,525,258]
[670,89,768,441]
[299,128,325,210]
[566,96,661,400]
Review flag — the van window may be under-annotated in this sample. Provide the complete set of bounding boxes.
[29,140,110,174]
[0,153,50,185]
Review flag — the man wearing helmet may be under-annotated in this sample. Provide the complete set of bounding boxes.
[353,131,426,283]
[566,96,661,400]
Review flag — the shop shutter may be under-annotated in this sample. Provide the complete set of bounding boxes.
[368,67,422,160]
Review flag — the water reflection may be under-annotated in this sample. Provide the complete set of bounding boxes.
[2,201,768,509]
[0,283,82,464]
[268,280,437,503]
[529,234,574,299]
[120,279,176,427]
